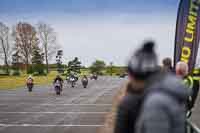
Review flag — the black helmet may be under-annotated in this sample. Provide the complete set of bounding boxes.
[128,40,158,80]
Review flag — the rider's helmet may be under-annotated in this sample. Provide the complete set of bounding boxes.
[27,75,33,84]
[28,75,32,79]
[56,75,60,79]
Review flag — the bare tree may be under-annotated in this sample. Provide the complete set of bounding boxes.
[37,22,58,73]
[0,22,11,74]
[13,22,39,72]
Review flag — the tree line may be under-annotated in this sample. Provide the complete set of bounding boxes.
[0,21,126,76]
[0,21,59,74]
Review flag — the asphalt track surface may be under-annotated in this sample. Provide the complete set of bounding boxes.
[0,76,125,133]
[0,76,200,133]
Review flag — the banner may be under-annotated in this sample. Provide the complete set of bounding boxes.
[174,0,200,73]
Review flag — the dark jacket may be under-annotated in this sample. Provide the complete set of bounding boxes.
[135,73,189,133]
[184,76,200,110]
[54,77,63,84]
[114,84,143,133]
[82,77,88,83]
[191,79,199,108]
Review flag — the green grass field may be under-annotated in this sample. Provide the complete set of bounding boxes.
[0,67,125,90]
[0,71,65,90]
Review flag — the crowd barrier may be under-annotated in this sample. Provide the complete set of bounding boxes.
[187,120,200,133]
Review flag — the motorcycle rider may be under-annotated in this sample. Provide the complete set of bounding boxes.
[26,75,34,92]
[53,75,63,90]
[91,73,98,80]
[81,75,88,88]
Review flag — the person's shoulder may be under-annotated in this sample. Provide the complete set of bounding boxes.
[161,73,187,90]
[143,92,174,110]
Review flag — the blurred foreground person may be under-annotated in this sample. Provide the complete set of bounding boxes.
[81,75,88,88]
[26,75,34,92]
[114,41,159,133]
[162,57,173,73]
[135,64,189,133]
[176,62,200,117]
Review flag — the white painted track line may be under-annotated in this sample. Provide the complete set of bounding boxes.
[0,112,108,114]
[0,124,104,127]
[40,104,112,106]
[0,104,112,106]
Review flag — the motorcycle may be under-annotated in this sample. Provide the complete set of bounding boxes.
[54,81,62,95]
[69,77,76,88]
[27,79,34,92]
[90,74,98,80]
[27,83,33,92]
[82,78,88,88]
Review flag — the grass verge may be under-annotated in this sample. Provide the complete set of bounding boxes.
[0,71,65,90]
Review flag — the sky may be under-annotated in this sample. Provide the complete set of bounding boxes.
[0,0,180,66]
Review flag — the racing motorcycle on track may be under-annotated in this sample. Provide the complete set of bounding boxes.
[81,76,88,88]
[54,80,62,95]
[90,74,98,80]
[27,82,34,92]
[69,76,76,88]
[26,76,34,92]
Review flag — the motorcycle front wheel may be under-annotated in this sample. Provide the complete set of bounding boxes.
[56,91,61,95]
[28,85,33,92]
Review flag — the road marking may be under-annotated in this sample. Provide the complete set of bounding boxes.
[40,104,111,106]
[0,124,104,127]
[0,112,108,114]
[0,103,112,106]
